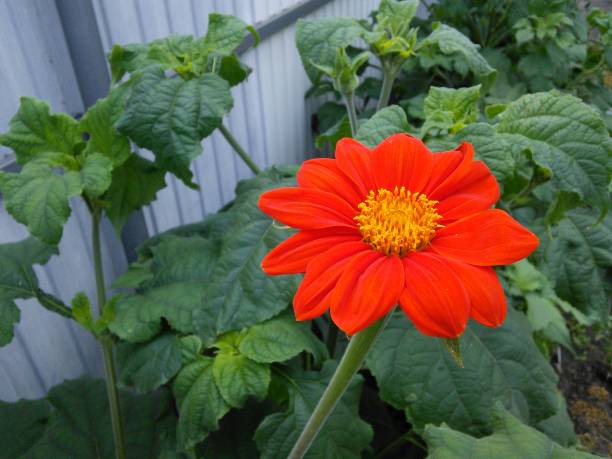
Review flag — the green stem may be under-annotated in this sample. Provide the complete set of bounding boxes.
[92,211,127,459]
[287,313,392,459]
[376,65,397,111]
[343,91,359,136]
[218,123,261,175]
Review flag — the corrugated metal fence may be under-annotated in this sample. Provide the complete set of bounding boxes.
[0,0,382,401]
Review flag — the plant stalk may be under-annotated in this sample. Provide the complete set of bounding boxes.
[287,313,392,459]
[343,91,360,136]
[376,65,397,111]
[92,211,127,459]
[218,123,261,175]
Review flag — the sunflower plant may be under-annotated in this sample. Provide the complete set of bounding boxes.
[0,1,610,459]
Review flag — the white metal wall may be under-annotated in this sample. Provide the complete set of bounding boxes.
[0,0,378,401]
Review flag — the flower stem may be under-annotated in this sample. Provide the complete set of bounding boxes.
[288,313,392,459]
[218,123,261,175]
[376,62,400,112]
[343,91,359,137]
[92,211,127,459]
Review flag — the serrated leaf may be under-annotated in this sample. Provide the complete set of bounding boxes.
[254,362,373,459]
[116,66,233,185]
[25,378,176,459]
[108,43,150,83]
[423,85,481,136]
[80,85,131,166]
[0,97,81,164]
[199,13,258,56]
[0,162,83,244]
[377,0,419,33]
[0,237,57,345]
[424,405,596,459]
[494,91,611,214]
[295,17,364,83]
[239,311,327,364]
[212,352,270,408]
[80,153,113,197]
[355,105,410,147]
[173,357,230,449]
[104,154,166,234]
[418,24,497,90]
[0,399,50,459]
[366,308,561,437]
[117,332,184,393]
[539,210,612,320]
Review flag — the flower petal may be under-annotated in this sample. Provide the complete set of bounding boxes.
[262,228,362,275]
[425,142,499,222]
[259,187,357,229]
[430,209,539,266]
[297,158,363,207]
[371,134,433,192]
[447,259,507,327]
[294,241,371,320]
[399,252,470,338]
[335,138,375,196]
[331,252,404,335]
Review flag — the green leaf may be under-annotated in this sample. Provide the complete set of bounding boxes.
[79,85,131,166]
[0,162,83,245]
[315,115,352,151]
[0,399,50,459]
[117,332,184,393]
[423,85,481,136]
[254,362,373,459]
[355,105,410,147]
[238,310,328,365]
[173,357,230,449]
[418,24,497,90]
[80,153,113,198]
[116,66,233,186]
[495,91,611,215]
[295,17,364,83]
[377,0,419,33]
[104,154,166,234]
[218,54,252,86]
[212,349,271,408]
[0,237,57,345]
[199,13,259,56]
[71,292,94,332]
[424,405,596,459]
[108,43,150,83]
[26,378,176,459]
[0,97,81,164]
[367,308,561,436]
[539,210,612,320]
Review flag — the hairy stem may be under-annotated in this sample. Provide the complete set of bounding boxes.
[376,65,397,111]
[287,313,392,459]
[218,123,261,175]
[92,211,126,459]
[344,91,359,136]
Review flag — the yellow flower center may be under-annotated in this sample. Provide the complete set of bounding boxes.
[355,187,442,257]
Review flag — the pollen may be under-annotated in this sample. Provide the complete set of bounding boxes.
[355,187,442,257]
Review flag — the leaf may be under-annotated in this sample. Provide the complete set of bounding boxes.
[80,85,131,166]
[108,43,150,83]
[116,66,233,186]
[366,308,561,437]
[295,17,364,83]
[254,362,373,459]
[423,85,481,136]
[418,24,497,90]
[355,105,410,147]
[0,162,83,244]
[377,0,419,33]
[0,237,57,345]
[0,399,50,459]
[117,332,184,393]
[536,393,577,447]
[212,343,271,408]
[238,311,328,365]
[494,91,611,215]
[71,292,94,332]
[80,153,113,198]
[315,115,352,151]
[424,405,597,459]
[172,357,230,449]
[104,154,166,234]
[199,13,259,56]
[26,378,176,459]
[218,54,252,86]
[539,210,612,320]
[0,97,81,164]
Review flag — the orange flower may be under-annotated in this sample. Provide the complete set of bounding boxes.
[258,134,539,338]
